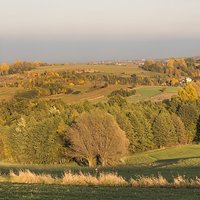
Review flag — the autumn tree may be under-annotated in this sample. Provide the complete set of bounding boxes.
[166,58,176,75]
[0,63,10,75]
[178,83,199,101]
[66,110,129,167]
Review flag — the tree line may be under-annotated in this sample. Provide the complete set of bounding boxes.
[0,60,49,76]
[0,85,199,166]
[142,58,200,79]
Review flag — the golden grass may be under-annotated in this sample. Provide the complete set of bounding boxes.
[62,171,127,186]
[173,175,190,187]
[130,175,169,187]
[98,173,127,186]
[62,171,98,186]
[9,170,55,184]
[190,177,200,187]
[1,170,200,188]
[173,176,200,188]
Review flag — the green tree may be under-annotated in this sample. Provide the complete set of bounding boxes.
[152,110,177,148]
[177,103,199,143]
[171,113,187,144]
[115,112,137,153]
[128,111,154,152]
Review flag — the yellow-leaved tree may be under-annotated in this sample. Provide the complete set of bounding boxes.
[0,63,10,75]
[178,82,199,101]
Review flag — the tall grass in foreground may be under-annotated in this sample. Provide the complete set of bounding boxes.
[62,171,98,185]
[2,170,200,188]
[62,171,127,186]
[9,170,55,184]
[130,175,169,187]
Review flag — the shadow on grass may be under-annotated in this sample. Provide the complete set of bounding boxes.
[1,157,200,182]
[153,156,200,167]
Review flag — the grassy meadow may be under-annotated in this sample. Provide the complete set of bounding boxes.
[0,145,200,199]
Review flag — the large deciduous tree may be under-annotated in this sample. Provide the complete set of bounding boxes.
[66,110,129,167]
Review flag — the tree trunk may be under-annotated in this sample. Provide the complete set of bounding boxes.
[101,158,107,167]
[88,158,96,167]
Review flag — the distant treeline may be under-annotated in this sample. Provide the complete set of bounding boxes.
[141,57,200,78]
[0,60,49,75]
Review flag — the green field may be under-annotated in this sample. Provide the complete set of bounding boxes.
[43,85,178,104]
[44,84,129,103]
[1,145,200,199]
[126,86,178,102]
[1,184,200,200]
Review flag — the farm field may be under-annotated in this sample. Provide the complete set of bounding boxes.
[127,86,178,102]
[33,63,161,77]
[0,87,21,101]
[0,62,179,103]
[43,85,178,103]
[44,84,129,103]
[0,145,200,199]
[0,84,179,103]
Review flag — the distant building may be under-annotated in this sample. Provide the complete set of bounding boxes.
[186,77,192,83]
[180,77,192,85]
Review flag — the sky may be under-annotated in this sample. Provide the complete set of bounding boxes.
[0,0,200,63]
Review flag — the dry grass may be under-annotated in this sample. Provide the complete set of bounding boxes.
[62,171,98,186]
[2,170,200,188]
[173,176,200,188]
[9,170,55,184]
[130,175,169,187]
[98,173,128,186]
[190,177,200,187]
[173,175,190,187]
[62,171,127,186]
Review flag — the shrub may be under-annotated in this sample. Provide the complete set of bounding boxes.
[108,88,136,98]
[15,89,39,99]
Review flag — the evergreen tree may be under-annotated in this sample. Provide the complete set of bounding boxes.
[152,110,177,148]
[171,113,187,144]
[115,112,137,153]
[127,111,154,152]
[177,103,199,143]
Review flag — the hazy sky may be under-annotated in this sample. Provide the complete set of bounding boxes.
[1,0,200,63]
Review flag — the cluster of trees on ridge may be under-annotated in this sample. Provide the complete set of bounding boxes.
[142,57,200,79]
[0,60,49,75]
[0,82,199,167]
